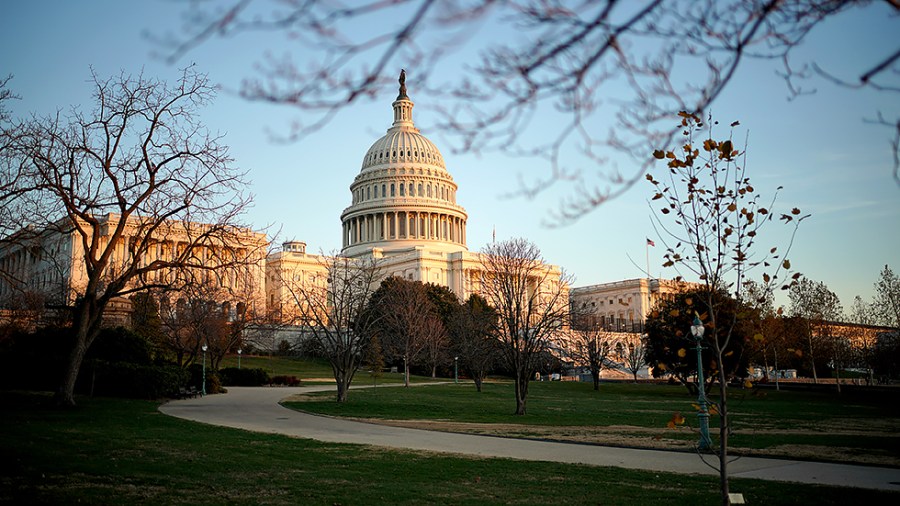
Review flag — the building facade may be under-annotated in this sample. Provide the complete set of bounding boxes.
[569,278,690,333]
[0,213,268,324]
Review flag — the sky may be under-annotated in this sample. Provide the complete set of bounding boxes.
[1,1,898,314]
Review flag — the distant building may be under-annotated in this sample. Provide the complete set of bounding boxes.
[0,213,268,325]
[570,278,691,333]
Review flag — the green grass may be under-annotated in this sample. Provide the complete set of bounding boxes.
[284,381,900,463]
[2,391,897,505]
[218,354,438,385]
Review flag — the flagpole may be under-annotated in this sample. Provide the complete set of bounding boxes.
[646,241,650,280]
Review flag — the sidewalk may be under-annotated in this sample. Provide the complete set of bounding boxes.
[159,386,900,492]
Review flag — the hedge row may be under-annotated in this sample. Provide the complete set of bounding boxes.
[218,367,270,386]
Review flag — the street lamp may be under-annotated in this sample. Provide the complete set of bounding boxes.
[201,344,208,396]
[454,356,459,384]
[237,348,242,369]
[690,313,712,450]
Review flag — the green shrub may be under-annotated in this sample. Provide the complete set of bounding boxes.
[219,367,270,386]
[91,361,189,399]
[87,327,152,365]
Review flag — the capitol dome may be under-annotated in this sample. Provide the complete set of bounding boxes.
[341,71,468,258]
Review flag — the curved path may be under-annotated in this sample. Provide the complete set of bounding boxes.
[160,386,900,492]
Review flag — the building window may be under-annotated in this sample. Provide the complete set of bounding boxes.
[400,184,405,196]
[382,184,386,197]
[391,184,395,196]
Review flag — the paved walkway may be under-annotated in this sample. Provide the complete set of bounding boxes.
[159,386,900,492]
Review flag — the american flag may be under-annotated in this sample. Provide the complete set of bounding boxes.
[646,238,655,247]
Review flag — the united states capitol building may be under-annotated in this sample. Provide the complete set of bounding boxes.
[265,73,681,328]
[0,73,682,330]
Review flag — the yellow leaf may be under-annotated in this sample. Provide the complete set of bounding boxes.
[667,420,676,429]
[685,297,693,306]
[691,403,701,411]
[669,309,680,317]
[657,363,668,371]
[753,333,764,342]
[743,380,754,389]
[677,348,687,358]
[724,351,734,357]
[708,404,720,415]
[673,413,685,425]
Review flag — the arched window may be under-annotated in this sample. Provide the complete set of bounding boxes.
[382,184,386,197]
[400,184,405,196]
[427,185,432,197]
[367,187,371,200]
[391,183,395,197]
[418,183,423,196]
[374,186,378,198]
[408,183,414,196]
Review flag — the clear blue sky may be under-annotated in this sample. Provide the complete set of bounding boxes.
[2,1,898,314]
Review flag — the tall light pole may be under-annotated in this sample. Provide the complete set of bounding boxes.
[238,348,242,369]
[454,356,459,384]
[690,314,712,450]
[201,344,208,396]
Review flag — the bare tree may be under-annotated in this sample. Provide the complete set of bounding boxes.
[156,277,263,371]
[158,1,900,219]
[283,254,382,402]
[563,322,613,391]
[621,333,648,383]
[2,68,257,406]
[848,295,880,384]
[647,112,804,504]
[873,265,900,328]
[367,277,440,387]
[447,293,497,392]
[479,238,571,415]
[789,276,843,383]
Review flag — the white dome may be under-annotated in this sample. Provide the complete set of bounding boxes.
[341,73,468,258]
[361,128,445,172]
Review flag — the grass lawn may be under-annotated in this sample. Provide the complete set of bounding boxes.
[2,391,898,505]
[284,381,900,466]
[218,354,438,385]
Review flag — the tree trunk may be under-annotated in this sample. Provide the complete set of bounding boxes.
[806,325,818,384]
[717,360,730,505]
[335,372,350,402]
[55,300,102,407]
[773,349,780,391]
[431,365,436,378]
[474,375,483,393]
[514,373,529,415]
[591,368,600,391]
[404,362,410,387]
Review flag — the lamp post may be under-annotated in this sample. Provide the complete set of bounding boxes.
[201,344,208,396]
[238,348,242,369]
[454,356,459,384]
[690,313,712,450]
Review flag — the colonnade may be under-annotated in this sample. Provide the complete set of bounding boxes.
[343,211,466,247]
